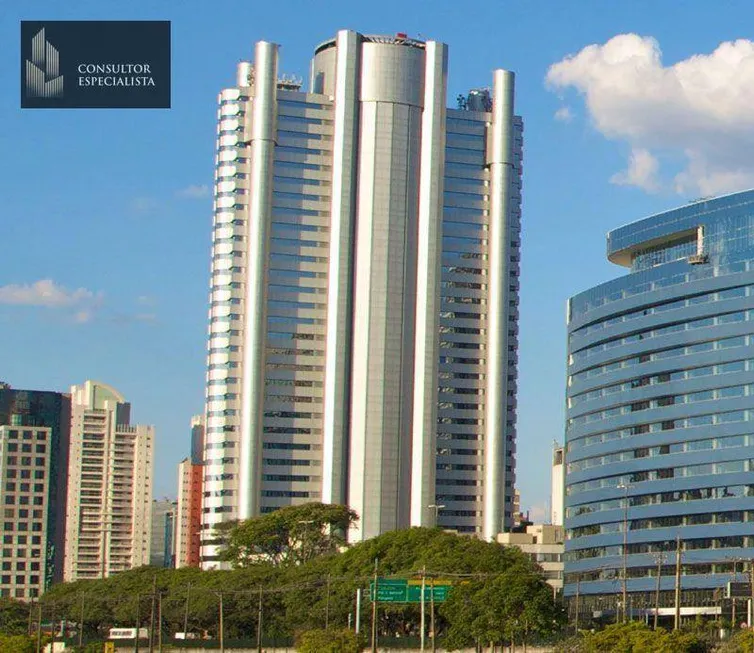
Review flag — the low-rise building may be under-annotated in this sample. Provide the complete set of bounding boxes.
[498,524,564,594]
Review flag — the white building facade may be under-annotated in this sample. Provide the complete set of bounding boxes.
[552,445,564,526]
[201,30,522,564]
[64,381,153,580]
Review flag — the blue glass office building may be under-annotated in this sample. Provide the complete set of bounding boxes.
[565,190,754,616]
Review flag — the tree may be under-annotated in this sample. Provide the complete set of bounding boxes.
[0,598,30,635]
[0,635,35,653]
[216,502,358,568]
[441,560,565,650]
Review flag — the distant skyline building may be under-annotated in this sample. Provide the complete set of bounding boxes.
[564,190,754,618]
[176,458,203,568]
[150,498,177,568]
[190,414,205,465]
[64,381,154,581]
[176,415,204,569]
[201,29,522,564]
[0,387,71,600]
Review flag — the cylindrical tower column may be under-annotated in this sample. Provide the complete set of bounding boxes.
[484,70,515,541]
[348,39,426,541]
[410,40,448,527]
[238,41,278,520]
[321,30,361,506]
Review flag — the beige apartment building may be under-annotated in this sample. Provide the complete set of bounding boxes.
[64,381,154,581]
[498,524,564,595]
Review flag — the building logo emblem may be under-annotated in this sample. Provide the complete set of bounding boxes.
[25,27,64,99]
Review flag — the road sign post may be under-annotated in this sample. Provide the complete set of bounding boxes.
[370,578,452,603]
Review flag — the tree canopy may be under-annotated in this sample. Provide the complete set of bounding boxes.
[216,502,358,567]
[30,504,564,648]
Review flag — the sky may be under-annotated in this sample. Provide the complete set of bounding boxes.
[2,0,754,519]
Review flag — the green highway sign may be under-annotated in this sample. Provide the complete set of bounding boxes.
[370,578,452,603]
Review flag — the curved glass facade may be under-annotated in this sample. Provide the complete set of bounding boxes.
[565,189,754,615]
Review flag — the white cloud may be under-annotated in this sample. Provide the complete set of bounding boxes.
[554,106,573,123]
[610,148,660,192]
[546,34,754,196]
[0,279,96,308]
[176,184,210,199]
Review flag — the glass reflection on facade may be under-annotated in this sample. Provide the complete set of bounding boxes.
[564,190,754,616]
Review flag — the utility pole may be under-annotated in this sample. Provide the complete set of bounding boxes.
[50,603,56,648]
[135,595,141,653]
[183,582,191,638]
[257,587,263,653]
[574,574,581,634]
[157,592,163,653]
[733,596,737,630]
[674,536,682,630]
[371,558,378,653]
[653,553,663,630]
[149,575,157,653]
[430,577,436,653]
[79,592,85,647]
[749,561,754,653]
[420,566,426,652]
[219,591,225,653]
[618,483,630,624]
[35,601,42,653]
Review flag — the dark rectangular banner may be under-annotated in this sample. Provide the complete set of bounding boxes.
[21,21,171,109]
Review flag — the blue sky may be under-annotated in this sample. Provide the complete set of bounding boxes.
[2,0,753,517]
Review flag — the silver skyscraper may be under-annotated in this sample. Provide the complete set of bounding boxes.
[201,30,522,564]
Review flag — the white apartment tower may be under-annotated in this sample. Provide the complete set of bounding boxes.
[202,30,522,563]
[64,381,153,580]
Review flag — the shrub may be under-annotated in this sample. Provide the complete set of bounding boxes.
[297,627,363,653]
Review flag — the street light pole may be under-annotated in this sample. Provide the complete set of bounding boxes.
[617,483,631,623]
[427,504,445,527]
[183,582,191,638]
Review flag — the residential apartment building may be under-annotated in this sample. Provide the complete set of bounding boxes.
[176,415,204,568]
[176,458,203,568]
[565,189,754,618]
[202,30,522,563]
[64,381,153,581]
[0,387,70,600]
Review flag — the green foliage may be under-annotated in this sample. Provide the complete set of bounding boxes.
[216,502,358,568]
[297,628,363,653]
[558,622,712,653]
[718,628,754,653]
[0,634,35,653]
[0,597,30,635]
[441,558,565,649]
[69,643,108,653]
[33,525,562,648]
